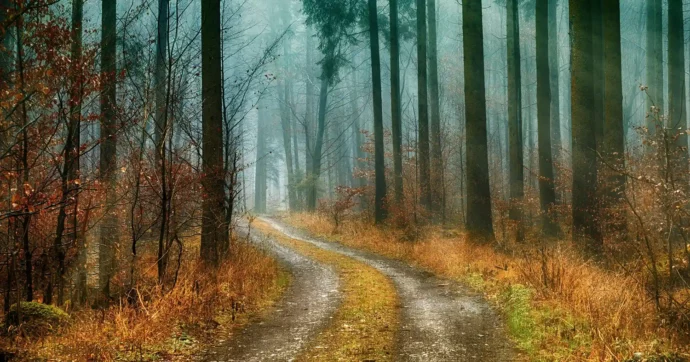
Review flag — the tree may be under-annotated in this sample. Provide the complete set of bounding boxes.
[591,0,604,152]
[548,0,561,171]
[417,0,431,213]
[428,0,443,220]
[570,0,601,254]
[668,0,687,173]
[390,0,403,205]
[254,101,268,214]
[536,0,557,236]
[201,0,225,266]
[507,0,523,242]
[368,0,387,223]
[52,0,84,306]
[463,0,494,241]
[646,0,662,127]
[99,0,119,301]
[602,0,626,233]
[278,3,297,211]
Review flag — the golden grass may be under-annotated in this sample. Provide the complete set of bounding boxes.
[253,219,399,362]
[286,212,689,361]
[7,237,287,361]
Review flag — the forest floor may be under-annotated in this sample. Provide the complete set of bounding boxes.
[209,217,515,361]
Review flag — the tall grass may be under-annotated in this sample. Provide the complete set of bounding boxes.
[6,237,283,361]
[287,213,688,361]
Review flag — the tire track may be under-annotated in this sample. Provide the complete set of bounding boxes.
[262,217,515,361]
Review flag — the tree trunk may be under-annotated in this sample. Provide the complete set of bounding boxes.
[602,0,626,233]
[201,0,225,266]
[646,0,663,131]
[369,0,387,223]
[428,0,443,221]
[390,0,403,205]
[570,0,601,254]
[417,0,432,214]
[99,0,119,302]
[548,0,561,187]
[536,0,558,237]
[154,0,169,149]
[307,77,329,211]
[668,0,687,172]
[591,0,604,154]
[507,0,524,242]
[254,101,267,213]
[279,7,296,211]
[462,0,494,241]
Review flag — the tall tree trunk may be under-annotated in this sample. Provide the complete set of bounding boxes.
[307,77,329,211]
[428,0,443,221]
[154,0,171,287]
[507,0,524,242]
[570,0,601,254]
[591,0,604,153]
[279,7,296,211]
[154,0,169,149]
[390,0,403,204]
[369,0,387,223]
[646,0,663,131]
[417,0,432,214]
[463,0,494,241]
[351,66,366,189]
[668,0,687,171]
[254,101,267,213]
[201,0,225,266]
[53,0,84,306]
[602,0,626,233]
[536,0,558,237]
[548,0,561,186]
[16,11,32,302]
[99,0,118,302]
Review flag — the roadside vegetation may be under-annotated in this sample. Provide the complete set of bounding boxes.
[286,213,689,361]
[2,237,286,361]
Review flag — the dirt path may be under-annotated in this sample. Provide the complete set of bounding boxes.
[262,217,515,362]
[203,222,341,362]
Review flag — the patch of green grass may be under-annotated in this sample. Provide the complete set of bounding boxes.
[500,284,591,361]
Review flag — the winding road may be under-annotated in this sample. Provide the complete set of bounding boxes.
[206,217,514,361]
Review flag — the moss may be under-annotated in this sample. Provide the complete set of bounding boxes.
[5,302,69,336]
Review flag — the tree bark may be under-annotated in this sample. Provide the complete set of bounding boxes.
[428,0,443,221]
[646,0,663,132]
[369,0,387,223]
[99,0,119,302]
[307,77,329,211]
[536,0,558,237]
[668,0,687,173]
[254,101,267,213]
[570,0,601,254]
[201,0,225,266]
[390,0,403,205]
[548,0,561,185]
[602,0,626,233]
[462,0,494,241]
[417,0,431,214]
[507,0,524,242]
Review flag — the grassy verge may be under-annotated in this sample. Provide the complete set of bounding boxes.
[4,237,288,361]
[253,219,399,362]
[285,213,689,362]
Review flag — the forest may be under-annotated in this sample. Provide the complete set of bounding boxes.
[0,0,689,360]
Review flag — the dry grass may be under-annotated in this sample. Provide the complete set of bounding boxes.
[253,219,399,362]
[286,212,689,361]
[5,236,286,361]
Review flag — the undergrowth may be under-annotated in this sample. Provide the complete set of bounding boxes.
[286,212,689,362]
[2,236,285,361]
